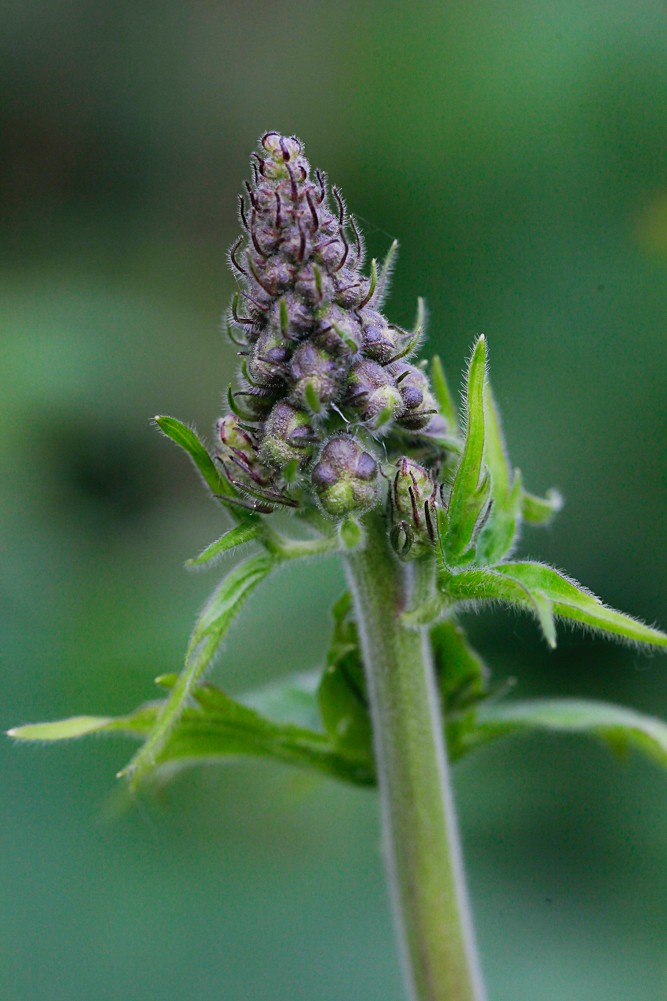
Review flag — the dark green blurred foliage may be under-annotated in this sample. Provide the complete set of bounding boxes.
[2,3,666,999]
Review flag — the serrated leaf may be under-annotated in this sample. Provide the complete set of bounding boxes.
[440,560,667,650]
[470,698,667,771]
[185,522,262,568]
[121,553,275,787]
[440,336,491,566]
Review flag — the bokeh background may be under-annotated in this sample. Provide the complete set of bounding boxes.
[3,2,667,999]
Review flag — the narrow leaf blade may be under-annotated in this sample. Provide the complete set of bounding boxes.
[475,380,522,564]
[121,553,275,787]
[442,336,490,565]
[186,522,262,568]
[9,674,374,787]
[155,416,254,524]
[8,717,113,741]
[441,561,667,649]
[430,354,458,430]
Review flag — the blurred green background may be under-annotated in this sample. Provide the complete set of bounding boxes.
[2,2,667,998]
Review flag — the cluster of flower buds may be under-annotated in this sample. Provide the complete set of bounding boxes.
[219,132,447,517]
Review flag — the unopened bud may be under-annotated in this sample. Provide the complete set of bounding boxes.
[361,311,405,364]
[346,359,403,430]
[248,328,291,385]
[260,400,317,469]
[390,362,438,431]
[312,434,379,518]
[216,414,273,494]
[389,457,440,558]
[290,342,343,413]
[318,306,363,356]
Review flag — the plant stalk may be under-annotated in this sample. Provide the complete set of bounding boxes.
[345,513,486,1001]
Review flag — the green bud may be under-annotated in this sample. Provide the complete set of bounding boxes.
[260,401,317,469]
[312,434,379,518]
[389,457,440,559]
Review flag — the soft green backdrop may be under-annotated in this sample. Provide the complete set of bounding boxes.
[3,2,666,999]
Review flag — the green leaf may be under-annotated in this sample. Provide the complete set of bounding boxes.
[239,672,322,730]
[338,517,363,550]
[475,381,523,565]
[430,619,488,709]
[430,355,458,430]
[8,717,114,741]
[317,593,372,756]
[154,416,227,496]
[440,561,667,650]
[439,336,491,566]
[10,674,375,787]
[471,698,667,771]
[155,415,255,524]
[185,522,263,568]
[121,553,275,787]
[521,488,564,526]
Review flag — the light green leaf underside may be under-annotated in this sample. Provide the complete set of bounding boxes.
[474,698,667,769]
[8,716,114,741]
[13,685,667,783]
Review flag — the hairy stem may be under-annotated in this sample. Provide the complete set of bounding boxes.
[345,513,486,1001]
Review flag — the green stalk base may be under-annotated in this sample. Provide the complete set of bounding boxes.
[345,513,487,1001]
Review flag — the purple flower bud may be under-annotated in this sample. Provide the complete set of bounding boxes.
[260,400,317,469]
[290,342,344,413]
[221,133,451,513]
[390,362,439,431]
[295,263,334,305]
[215,415,274,495]
[217,413,254,454]
[360,311,403,364]
[248,329,291,385]
[346,358,403,430]
[312,434,379,518]
[318,305,363,356]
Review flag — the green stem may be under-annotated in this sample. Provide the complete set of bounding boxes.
[345,513,486,1001]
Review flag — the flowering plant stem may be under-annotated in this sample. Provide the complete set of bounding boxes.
[346,511,487,1001]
